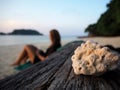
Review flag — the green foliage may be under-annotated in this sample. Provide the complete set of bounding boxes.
[0,29,43,35]
[85,0,120,36]
[10,29,43,35]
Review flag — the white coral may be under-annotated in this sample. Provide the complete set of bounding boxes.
[71,41,120,76]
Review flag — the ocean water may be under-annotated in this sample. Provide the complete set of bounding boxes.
[0,35,78,46]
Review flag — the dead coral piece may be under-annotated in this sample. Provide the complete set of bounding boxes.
[71,41,120,76]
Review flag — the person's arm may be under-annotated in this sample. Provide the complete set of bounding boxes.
[36,50,47,61]
[37,54,46,61]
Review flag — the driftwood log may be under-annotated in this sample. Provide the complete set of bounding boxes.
[0,41,120,90]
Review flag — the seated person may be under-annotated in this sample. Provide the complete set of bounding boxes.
[11,29,61,66]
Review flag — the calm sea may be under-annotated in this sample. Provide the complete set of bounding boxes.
[0,35,78,46]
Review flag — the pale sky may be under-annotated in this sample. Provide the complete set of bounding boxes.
[0,0,110,36]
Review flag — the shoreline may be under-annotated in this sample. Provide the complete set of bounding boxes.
[77,36,120,38]
[78,36,120,47]
[0,36,120,79]
[0,40,74,79]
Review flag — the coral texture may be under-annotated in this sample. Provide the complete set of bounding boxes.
[71,41,120,76]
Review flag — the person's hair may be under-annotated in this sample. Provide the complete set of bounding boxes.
[50,29,61,46]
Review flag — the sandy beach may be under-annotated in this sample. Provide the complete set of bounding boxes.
[0,36,120,79]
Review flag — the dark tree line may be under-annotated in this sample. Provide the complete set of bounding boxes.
[85,0,120,36]
[9,29,43,35]
[0,29,43,35]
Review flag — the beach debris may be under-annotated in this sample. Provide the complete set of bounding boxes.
[71,41,120,76]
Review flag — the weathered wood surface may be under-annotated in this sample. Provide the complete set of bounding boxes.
[0,41,120,90]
